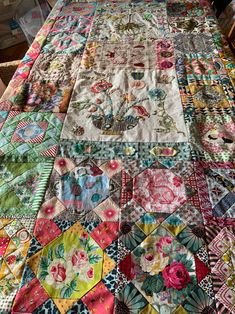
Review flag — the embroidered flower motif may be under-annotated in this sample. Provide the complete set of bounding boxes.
[123,93,136,102]
[91,80,113,93]
[73,126,85,136]
[132,105,150,117]
[131,72,144,80]
[162,261,191,290]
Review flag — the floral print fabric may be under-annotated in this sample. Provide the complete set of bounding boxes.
[0,0,234,313]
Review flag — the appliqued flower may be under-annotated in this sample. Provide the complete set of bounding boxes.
[88,105,98,112]
[96,98,103,104]
[123,93,136,102]
[160,60,174,69]
[148,88,166,101]
[91,80,113,93]
[130,80,146,89]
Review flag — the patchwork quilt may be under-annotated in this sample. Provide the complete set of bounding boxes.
[0,0,234,313]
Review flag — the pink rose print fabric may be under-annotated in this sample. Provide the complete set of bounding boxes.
[162,261,191,290]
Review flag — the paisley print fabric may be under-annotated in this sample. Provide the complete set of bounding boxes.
[0,0,234,313]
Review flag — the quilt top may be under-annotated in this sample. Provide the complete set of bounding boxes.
[0,0,234,313]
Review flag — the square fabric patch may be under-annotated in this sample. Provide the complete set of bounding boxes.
[89,2,169,42]
[27,53,81,84]
[41,2,96,55]
[62,68,187,143]
[0,218,34,312]
[0,112,65,159]
[38,158,119,221]
[0,81,73,113]
[0,161,53,217]
[166,2,205,17]
[206,225,235,314]
[168,17,210,33]
[189,112,235,161]
[188,84,230,110]
[195,162,235,222]
[81,39,175,71]
[184,54,220,82]
[41,32,87,55]
[173,33,215,54]
[11,121,48,143]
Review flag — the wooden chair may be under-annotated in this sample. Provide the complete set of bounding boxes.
[0,60,21,97]
[211,0,232,17]
[228,21,235,51]
[0,78,6,98]
[47,0,57,7]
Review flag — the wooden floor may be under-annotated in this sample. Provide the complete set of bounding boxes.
[0,41,28,63]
